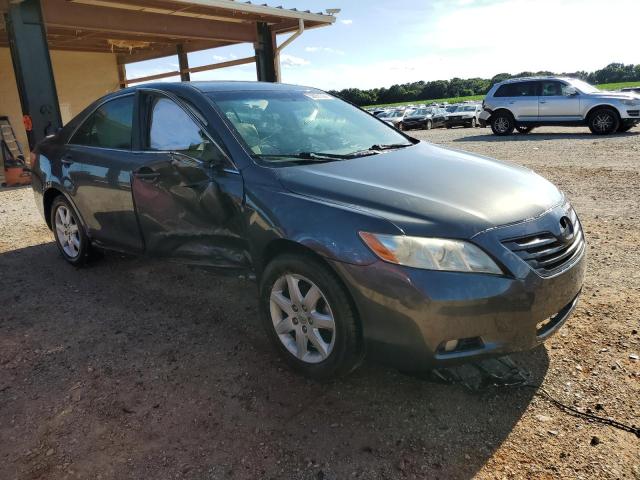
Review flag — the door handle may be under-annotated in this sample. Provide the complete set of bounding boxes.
[539,100,546,104]
[61,155,74,166]
[134,167,160,181]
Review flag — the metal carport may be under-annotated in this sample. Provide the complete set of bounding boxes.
[0,0,336,166]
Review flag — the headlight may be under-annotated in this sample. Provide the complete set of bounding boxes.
[359,232,502,274]
[622,99,639,106]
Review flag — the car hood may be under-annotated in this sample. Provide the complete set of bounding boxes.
[587,91,640,100]
[275,142,563,238]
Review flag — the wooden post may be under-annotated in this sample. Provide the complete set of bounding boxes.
[177,44,190,82]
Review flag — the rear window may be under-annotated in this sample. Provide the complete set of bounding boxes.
[70,95,134,149]
[494,82,538,97]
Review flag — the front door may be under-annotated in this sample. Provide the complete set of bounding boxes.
[65,93,144,252]
[131,92,249,268]
[538,80,581,121]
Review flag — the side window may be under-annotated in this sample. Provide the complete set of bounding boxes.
[541,81,563,96]
[495,82,538,97]
[148,97,221,164]
[70,96,133,149]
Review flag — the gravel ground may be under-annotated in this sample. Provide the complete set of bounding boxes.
[1,126,639,479]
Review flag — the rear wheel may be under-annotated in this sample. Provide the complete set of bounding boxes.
[490,112,515,135]
[51,196,90,266]
[471,117,477,128]
[516,125,534,134]
[588,108,619,135]
[424,119,432,130]
[260,254,363,379]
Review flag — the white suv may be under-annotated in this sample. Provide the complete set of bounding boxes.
[479,77,640,135]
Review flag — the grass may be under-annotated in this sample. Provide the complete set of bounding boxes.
[363,81,640,109]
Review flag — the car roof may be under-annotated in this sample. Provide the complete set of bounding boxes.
[120,80,322,94]
[497,76,575,85]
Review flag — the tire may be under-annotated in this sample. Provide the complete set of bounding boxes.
[259,253,363,379]
[424,119,432,130]
[516,125,534,134]
[50,196,90,266]
[490,111,515,135]
[588,108,619,135]
[398,123,405,131]
[471,118,477,128]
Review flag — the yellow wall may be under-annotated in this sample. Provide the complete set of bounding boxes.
[0,48,120,157]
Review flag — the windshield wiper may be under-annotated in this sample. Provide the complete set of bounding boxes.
[258,150,377,162]
[370,143,414,151]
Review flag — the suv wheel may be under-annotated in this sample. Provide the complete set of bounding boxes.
[490,112,515,135]
[588,108,619,135]
[51,196,90,266]
[259,254,363,378]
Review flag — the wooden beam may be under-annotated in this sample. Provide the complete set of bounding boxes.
[117,63,126,88]
[116,40,230,64]
[125,55,256,85]
[42,0,257,43]
[177,44,190,82]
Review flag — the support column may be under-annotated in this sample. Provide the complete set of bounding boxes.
[117,64,127,89]
[5,0,62,149]
[177,44,191,82]
[254,22,278,82]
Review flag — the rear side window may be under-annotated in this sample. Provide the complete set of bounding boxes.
[70,96,133,149]
[494,82,538,97]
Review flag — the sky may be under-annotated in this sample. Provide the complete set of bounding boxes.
[125,0,640,91]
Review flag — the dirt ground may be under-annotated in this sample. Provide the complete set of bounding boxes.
[1,126,638,479]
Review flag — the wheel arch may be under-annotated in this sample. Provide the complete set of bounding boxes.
[585,103,622,121]
[42,187,88,234]
[489,108,515,121]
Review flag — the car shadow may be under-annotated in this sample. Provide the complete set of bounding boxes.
[0,244,548,479]
[453,130,640,142]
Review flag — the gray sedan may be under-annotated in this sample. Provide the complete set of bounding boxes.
[31,81,585,378]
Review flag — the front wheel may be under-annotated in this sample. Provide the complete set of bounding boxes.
[588,108,619,135]
[491,112,515,135]
[424,119,432,130]
[260,254,363,379]
[51,196,90,266]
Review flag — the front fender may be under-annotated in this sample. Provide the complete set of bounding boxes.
[244,185,402,269]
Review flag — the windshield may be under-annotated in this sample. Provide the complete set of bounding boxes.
[567,78,600,94]
[208,90,410,160]
[445,105,459,112]
[412,108,429,116]
[459,105,477,111]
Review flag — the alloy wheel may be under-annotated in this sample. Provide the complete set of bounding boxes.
[54,205,81,258]
[269,273,336,364]
[494,116,510,133]
[593,113,614,133]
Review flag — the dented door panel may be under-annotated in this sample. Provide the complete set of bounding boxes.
[132,151,249,268]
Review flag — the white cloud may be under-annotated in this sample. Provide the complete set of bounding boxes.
[280,53,310,67]
[340,19,353,25]
[305,46,345,56]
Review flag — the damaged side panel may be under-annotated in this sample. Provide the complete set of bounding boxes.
[132,152,250,268]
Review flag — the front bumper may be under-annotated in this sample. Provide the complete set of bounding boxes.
[479,110,491,127]
[446,116,475,127]
[330,205,587,371]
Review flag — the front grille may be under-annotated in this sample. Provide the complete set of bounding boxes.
[502,209,585,276]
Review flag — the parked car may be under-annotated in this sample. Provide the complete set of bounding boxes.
[400,106,447,130]
[620,86,640,94]
[378,108,414,129]
[480,77,640,135]
[31,82,585,378]
[445,104,482,128]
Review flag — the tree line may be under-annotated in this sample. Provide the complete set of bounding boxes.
[327,63,640,106]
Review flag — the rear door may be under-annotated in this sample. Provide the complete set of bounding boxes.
[65,94,144,252]
[538,80,581,121]
[495,81,540,121]
[131,91,248,267]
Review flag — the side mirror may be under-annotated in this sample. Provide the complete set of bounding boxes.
[564,86,578,96]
